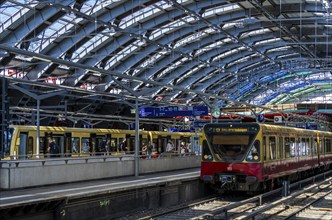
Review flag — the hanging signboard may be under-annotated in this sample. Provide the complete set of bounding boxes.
[140,106,208,118]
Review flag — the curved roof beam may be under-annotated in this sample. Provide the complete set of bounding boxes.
[24,0,152,81]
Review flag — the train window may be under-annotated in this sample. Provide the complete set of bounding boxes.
[110,138,117,152]
[81,138,91,154]
[300,138,308,156]
[320,138,325,154]
[211,135,253,161]
[326,139,332,153]
[289,138,297,157]
[269,136,276,160]
[72,138,80,153]
[285,137,291,158]
[305,138,311,156]
[302,138,310,156]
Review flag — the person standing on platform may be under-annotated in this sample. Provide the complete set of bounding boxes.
[119,139,127,153]
[49,139,59,158]
[146,141,153,159]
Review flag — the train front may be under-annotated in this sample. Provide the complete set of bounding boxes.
[200,123,262,192]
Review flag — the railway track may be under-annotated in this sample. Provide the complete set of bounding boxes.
[120,171,332,220]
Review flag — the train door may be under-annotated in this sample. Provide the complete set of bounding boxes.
[27,136,33,158]
[90,133,96,155]
[318,136,325,165]
[39,136,48,158]
[129,134,141,154]
[158,136,168,154]
[52,135,64,157]
[106,134,112,155]
[95,135,107,155]
[277,136,283,167]
[64,133,72,157]
[278,136,283,160]
[18,132,28,159]
[314,137,319,165]
[268,136,277,174]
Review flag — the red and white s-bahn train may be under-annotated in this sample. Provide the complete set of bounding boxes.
[200,122,332,192]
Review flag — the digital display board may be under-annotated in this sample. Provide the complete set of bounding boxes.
[140,106,208,118]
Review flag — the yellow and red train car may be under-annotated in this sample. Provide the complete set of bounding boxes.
[200,122,332,192]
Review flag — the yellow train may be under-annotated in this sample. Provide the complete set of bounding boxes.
[2,125,201,160]
[201,122,332,192]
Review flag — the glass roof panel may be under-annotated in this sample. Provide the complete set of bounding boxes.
[241,28,271,38]
[72,33,109,62]
[30,13,83,52]
[202,3,240,17]
[81,0,122,15]
[228,54,256,67]
[194,38,230,56]
[255,38,280,46]
[173,27,215,49]
[119,1,170,29]
[212,46,246,62]
[149,18,187,40]
[267,46,291,53]
[0,1,30,36]
[105,41,139,69]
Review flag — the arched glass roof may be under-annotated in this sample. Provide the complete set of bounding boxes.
[0,0,331,117]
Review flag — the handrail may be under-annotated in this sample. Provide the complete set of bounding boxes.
[0,153,199,168]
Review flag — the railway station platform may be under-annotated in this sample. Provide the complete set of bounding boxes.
[0,167,211,220]
[0,154,200,189]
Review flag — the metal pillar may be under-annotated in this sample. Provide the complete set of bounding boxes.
[134,97,140,177]
[36,99,40,158]
[210,108,213,123]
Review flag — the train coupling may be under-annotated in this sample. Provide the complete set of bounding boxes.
[219,175,236,183]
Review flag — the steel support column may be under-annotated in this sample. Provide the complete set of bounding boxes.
[134,97,140,177]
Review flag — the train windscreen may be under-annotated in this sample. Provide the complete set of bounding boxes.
[203,124,259,161]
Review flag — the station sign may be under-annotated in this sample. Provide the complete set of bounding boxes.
[193,121,209,128]
[140,106,208,118]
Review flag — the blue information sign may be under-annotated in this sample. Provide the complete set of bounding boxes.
[140,106,208,118]
[193,121,209,127]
